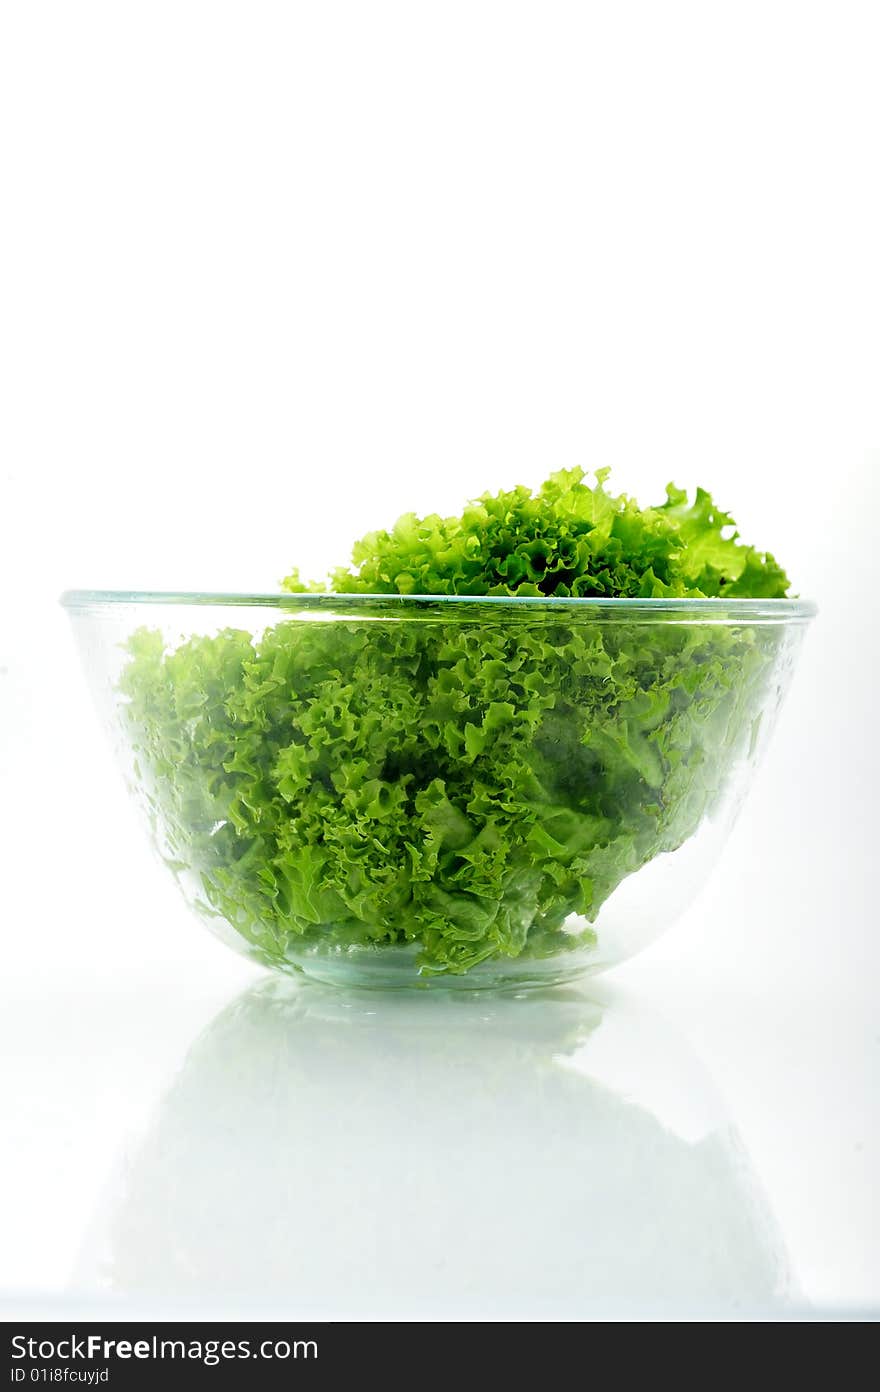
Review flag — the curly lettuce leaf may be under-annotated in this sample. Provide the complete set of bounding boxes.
[119,614,777,975]
[119,469,790,977]
[282,468,790,600]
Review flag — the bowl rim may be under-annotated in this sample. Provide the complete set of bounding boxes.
[60,589,817,622]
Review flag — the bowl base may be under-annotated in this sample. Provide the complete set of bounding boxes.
[271,942,604,992]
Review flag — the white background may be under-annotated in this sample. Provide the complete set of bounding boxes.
[1,1,878,1318]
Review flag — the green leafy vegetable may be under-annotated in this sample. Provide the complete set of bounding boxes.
[119,471,790,976]
[282,468,788,600]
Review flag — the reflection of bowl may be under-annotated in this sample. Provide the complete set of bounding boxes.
[63,591,814,988]
[73,981,795,1316]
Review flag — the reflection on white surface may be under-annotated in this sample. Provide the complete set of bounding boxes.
[74,980,795,1318]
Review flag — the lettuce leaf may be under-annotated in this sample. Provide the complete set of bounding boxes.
[282,468,789,600]
[120,471,789,975]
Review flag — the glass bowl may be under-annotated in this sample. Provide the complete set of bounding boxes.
[62,591,815,990]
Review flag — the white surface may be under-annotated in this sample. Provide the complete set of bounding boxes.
[0,960,877,1317]
[1,1,878,1319]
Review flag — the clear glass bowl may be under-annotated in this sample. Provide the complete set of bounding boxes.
[62,591,815,990]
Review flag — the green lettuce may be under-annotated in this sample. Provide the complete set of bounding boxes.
[119,471,789,976]
[283,468,788,600]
